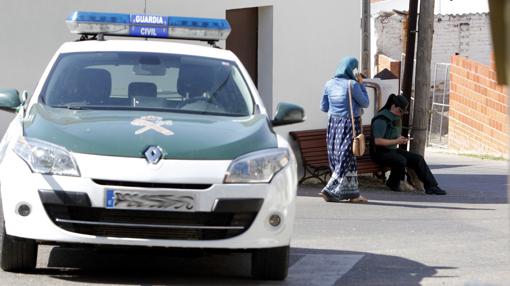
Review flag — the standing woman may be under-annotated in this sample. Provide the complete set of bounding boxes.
[319,57,369,203]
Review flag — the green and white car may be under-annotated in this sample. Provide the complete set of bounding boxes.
[0,11,304,280]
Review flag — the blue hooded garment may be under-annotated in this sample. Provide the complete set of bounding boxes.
[334,57,358,80]
[320,57,369,117]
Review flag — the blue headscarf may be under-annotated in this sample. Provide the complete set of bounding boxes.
[334,57,358,80]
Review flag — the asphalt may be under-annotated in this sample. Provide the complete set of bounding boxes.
[293,148,510,285]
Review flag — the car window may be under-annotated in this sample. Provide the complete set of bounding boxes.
[41,52,254,116]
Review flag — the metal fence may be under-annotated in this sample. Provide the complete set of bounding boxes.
[427,63,450,148]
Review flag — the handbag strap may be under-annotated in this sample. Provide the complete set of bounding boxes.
[347,80,362,136]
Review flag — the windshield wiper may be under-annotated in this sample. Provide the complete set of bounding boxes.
[51,104,89,110]
[67,105,85,110]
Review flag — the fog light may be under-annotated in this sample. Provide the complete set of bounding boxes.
[269,214,281,227]
[17,203,31,217]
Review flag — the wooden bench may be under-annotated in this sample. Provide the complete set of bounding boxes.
[289,126,386,184]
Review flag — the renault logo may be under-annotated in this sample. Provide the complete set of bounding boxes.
[144,146,164,164]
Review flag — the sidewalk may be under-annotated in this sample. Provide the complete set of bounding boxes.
[294,149,510,285]
[300,148,508,203]
[424,149,508,203]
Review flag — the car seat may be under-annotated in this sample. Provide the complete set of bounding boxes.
[177,63,215,99]
[128,82,158,99]
[76,68,112,105]
[128,82,158,106]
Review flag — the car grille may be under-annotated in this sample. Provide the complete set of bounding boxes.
[92,179,212,190]
[40,191,261,240]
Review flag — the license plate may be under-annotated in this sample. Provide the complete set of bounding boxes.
[105,189,196,212]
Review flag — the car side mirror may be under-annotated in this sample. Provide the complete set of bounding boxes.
[0,89,22,113]
[20,90,28,105]
[272,102,305,127]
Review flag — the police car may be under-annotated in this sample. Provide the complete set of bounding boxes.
[0,11,304,280]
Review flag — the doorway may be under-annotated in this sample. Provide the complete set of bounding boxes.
[226,6,273,115]
[226,8,258,85]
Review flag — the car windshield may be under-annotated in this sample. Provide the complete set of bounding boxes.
[41,52,254,116]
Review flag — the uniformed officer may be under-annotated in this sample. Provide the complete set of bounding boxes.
[369,94,447,195]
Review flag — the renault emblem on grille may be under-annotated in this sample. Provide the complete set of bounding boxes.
[144,146,164,164]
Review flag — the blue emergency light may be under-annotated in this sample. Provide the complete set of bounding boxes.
[66,11,231,42]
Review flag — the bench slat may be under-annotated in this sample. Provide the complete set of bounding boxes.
[290,126,385,184]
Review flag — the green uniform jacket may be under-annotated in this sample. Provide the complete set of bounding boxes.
[370,109,402,152]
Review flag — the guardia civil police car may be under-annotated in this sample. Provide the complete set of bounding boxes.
[0,11,304,280]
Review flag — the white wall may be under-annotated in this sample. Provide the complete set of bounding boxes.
[258,6,274,116]
[0,0,361,138]
[271,0,362,136]
[0,0,146,135]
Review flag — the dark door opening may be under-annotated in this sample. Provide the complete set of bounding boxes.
[226,8,258,86]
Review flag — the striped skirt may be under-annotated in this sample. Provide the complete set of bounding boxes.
[321,115,362,201]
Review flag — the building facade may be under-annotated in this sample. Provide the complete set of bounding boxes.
[374,12,492,73]
[0,0,362,139]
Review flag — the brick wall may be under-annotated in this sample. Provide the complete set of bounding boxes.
[449,55,509,158]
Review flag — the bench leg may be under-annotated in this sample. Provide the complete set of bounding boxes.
[299,165,331,185]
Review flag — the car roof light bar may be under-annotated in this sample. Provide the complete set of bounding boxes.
[66,11,231,42]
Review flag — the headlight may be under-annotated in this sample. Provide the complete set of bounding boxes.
[224,148,289,183]
[13,137,80,177]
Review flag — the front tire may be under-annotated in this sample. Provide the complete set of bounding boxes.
[1,223,37,272]
[251,245,289,280]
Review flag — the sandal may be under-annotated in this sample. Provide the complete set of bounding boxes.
[348,196,368,203]
[318,191,337,202]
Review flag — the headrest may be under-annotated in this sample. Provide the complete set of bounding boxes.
[177,64,216,98]
[128,82,158,98]
[77,68,112,103]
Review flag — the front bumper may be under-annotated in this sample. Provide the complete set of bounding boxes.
[0,150,297,249]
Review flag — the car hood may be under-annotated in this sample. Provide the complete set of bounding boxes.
[23,104,277,160]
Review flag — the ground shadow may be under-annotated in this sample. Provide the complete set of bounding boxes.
[428,164,470,170]
[17,245,449,286]
[294,248,455,286]
[299,172,508,206]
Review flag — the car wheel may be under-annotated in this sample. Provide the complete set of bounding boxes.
[1,222,37,272]
[251,245,289,280]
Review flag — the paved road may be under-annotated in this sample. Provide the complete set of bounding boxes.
[0,150,508,285]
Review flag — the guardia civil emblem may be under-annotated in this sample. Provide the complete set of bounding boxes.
[131,115,173,136]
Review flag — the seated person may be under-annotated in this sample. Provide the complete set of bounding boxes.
[369,94,446,195]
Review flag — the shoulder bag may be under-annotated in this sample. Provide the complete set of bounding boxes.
[348,80,366,157]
